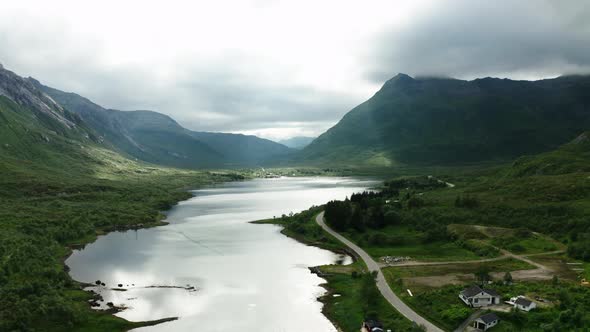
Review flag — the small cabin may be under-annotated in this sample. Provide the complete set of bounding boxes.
[459,285,501,308]
[473,313,499,331]
[514,297,536,311]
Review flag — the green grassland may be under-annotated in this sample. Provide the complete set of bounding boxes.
[319,266,422,332]
[448,224,565,255]
[342,225,483,262]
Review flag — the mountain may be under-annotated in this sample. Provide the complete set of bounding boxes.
[278,136,315,149]
[0,65,103,171]
[189,131,293,166]
[33,81,293,168]
[299,74,590,166]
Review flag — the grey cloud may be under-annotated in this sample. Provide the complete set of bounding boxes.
[0,24,359,137]
[368,0,590,81]
[2,1,589,140]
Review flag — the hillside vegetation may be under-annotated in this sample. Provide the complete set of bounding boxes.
[321,138,590,262]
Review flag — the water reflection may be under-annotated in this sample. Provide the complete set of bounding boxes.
[66,177,376,331]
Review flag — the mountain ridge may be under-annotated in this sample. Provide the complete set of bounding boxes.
[299,73,590,166]
[29,76,293,168]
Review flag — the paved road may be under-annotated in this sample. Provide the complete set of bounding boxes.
[316,212,444,332]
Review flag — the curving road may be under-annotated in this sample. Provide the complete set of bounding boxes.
[316,212,444,332]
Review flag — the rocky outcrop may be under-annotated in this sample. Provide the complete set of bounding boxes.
[0,65,76,129]
[572,132,589,145]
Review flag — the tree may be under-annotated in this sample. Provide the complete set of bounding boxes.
[350,207,365,232]
[515,228,532,238]
[407,196,425,209]
[384,210,401,226]
[324,200,352,231]
[474,266,491,286]
[503,272,513,285]
[367,207,386,229]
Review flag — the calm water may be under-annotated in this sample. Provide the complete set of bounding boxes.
[66,177,377,331]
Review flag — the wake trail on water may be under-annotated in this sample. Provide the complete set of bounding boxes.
[157,229,224,255]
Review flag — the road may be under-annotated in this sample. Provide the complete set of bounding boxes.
[316,212,444,332]
[387,255,510,267]
[385,249,565,268]
[453,309,481,332]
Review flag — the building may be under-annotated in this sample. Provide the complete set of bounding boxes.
[505,295,537,311]
[473,313,500,331]
[459,285,501,307]
[514,297,537,311]
[362,319,384,332]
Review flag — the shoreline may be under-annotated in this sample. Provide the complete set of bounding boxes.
[61,178,228,330]
[251,218,360,262]
[63,215,183,329]
[251,216,362,332]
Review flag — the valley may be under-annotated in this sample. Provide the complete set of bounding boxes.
[1,61,590,332]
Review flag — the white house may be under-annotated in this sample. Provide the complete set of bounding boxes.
[505,295,537,311]
[459,285,501,307]
[514,297,537,311]
[473,313,500,331]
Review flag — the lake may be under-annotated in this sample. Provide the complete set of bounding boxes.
[66,177,377,331]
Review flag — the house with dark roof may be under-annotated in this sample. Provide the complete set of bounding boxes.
[361,319,384,332]
[473,313,499,331]
[514,297,536,311]
[459,285,501,307]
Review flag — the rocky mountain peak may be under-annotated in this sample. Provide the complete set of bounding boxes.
[380,73,415,91]
[0,65,75,129]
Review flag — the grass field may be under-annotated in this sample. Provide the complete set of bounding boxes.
[342,225,483,262]
[449,224,566,255]
[317,263,422,332]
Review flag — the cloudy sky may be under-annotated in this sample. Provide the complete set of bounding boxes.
[1,1,589,140]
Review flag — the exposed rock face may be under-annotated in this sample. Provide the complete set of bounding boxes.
[0,66,75,129]
[572,132,589,145]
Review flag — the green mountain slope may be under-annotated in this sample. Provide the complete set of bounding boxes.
[0,67,103,172]
[509,131,590,176]
[34,81,293,168]
[299,74,590,166]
